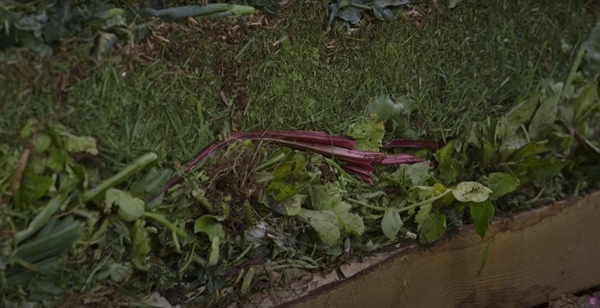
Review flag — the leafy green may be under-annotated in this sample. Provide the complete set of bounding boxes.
[106,189,145,222]
[452,182,493,203]
[297,209,340,247]
[486,173,520,198]
[381,208,402,240]
[469,199,494,239]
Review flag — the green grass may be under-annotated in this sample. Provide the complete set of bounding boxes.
[0,0,595,175]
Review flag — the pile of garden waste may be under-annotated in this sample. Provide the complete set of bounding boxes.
[2,17,600,308]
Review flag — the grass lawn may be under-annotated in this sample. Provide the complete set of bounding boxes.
[1,0,595,175]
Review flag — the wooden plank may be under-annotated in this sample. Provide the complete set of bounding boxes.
[274,191,600,308]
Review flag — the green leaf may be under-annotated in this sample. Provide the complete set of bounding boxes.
[381,208,402,240]
[571,85,599,124]
[307,183,342,211]
[487,173,520,198]
[106,188,145,222]
[16,216,81,264]
[406,161,432,186]
[414,202,432,229]
[498,92,541,138]
[528,87,559,141]
[194,215,225,240]
[508,141,549,162]
[16,172,53,204]
[33,133,52,154]
[346,120,385,151]
[470,199,494,239]
[419,213,446,244]
[511,156,572,183]
[129,168,174,206]
[452,182,492,203]
[297,209,340,247]
[108,263,131,283]
[270,194,305,216]
[130,220,151,271]
[331,201,352,214]
[267,181,305,202]
[336,211,365,236]
[434,140,462,184]
[481,140,496,168]
[61,133,98,155]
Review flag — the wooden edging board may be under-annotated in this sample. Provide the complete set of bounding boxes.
[243,191,600,308]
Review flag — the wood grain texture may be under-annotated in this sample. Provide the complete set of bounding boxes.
[278,191,600,308]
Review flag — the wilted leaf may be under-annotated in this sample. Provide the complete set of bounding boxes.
[373,0,410,6]
[419,213,446,244]
[108,263,131,283]
[406,161,432,186]
[372,6,396,21]
[194,215,225,240]
[129,168,174,206]
[106,188,145,222]
[414,201,432,229]
[61,133,98,155]
[307,183,343,211]
[381,208,402,240]
[452,182,492,203]
[469,199,494,239]
[297,209,340,247]
[336,211,365,236]
[130,220,151,271]
[328,3,341,26]
[270,194,305,216]
[487,173,520,198]
[338,7,363,25]
[267,181,304,202]
[93,32,118,60]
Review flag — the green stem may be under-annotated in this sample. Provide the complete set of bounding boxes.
[142,212,187,238]
[324,158,363,190]
[14,196,65,244]
[13,256,51,275]
[82,152,158,203]
[398,190,453,213]
[255,152,285,172]
[346,197,387,211]
[233,244,253,264]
